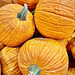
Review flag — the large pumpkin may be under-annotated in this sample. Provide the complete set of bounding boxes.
[12,0,39,11]
[1,47,22,75]
[0,4,35,46]
[18,38,69,75]
[35,0,75,39]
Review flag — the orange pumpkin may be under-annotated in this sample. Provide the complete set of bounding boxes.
[35,0,75,39]
[0,43,5,50]
[66,68,75,75]
[12,0,39,11]
[1,46,22,75]
[0,4,35,47]
[18,38,69,75]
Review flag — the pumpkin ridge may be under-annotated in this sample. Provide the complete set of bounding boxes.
[40,42,56,65]
[35,17,74,33]
[42,45,67,68]
[0,20,18,45]
[36,41,48,59]
[41,45,60,67]
[46,61,68,73]
[1,47,19,56]
[0,10,14,14]
[38,2,75,10]
[14,70,21,75]
[36,10,75,21]
[3,63,18,72]
[35,16,75,27]
[21,45,31,65]
[6,65,19,74]
[6,22,20,46]
[2,55,17,65]
[43,53,67,70]
[36,26,71,39]
[36,23,72,34]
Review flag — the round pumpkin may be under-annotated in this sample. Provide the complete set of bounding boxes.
[12,0,39,11]
[18,38,69,75]
[1,46,22,75]
[0,4,35,46]
[35,0,75,39]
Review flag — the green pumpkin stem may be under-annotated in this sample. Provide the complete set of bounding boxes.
[28,64,41,75]
[17,4,28,21]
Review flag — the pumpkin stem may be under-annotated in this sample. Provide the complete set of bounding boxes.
[17,4,28,21]
[28,64,41,75]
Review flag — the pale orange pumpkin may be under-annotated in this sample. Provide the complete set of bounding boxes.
[35,0,75,39]
[1,46,22,75]
[66,68,75,75]
[0,4,35,47]
[12,0,39,11]
[18,38,69,75]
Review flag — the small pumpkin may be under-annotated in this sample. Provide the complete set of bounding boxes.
[12,0,39,11]
[1,46,22,75]
[35,0,75,39]
[66,68,75,75]
[18,38,69,75]
[0,4,35,46]
[0,43,5,50]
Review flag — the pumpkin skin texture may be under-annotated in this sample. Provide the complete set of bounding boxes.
[18,38,69,75]
[0,4,35,47]
[12,0,39,11]
[35,0,75,40]
[1,47,22,75]
[69,38,75,59]
[0,43,5,50]
[66,68,75,75]
[0,0,12,7]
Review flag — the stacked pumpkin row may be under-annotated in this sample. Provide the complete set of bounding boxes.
[0,0,75,75]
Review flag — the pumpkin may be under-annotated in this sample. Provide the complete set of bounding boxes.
[1,46,22,75]
[0,0,12,7]
[66,68,75,75]
[0,4,35,47]
[12,0,39,11]
[0,43,5,50]
[18,38,69,75]
[34,0,75,39]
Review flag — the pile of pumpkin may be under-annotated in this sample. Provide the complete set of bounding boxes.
[0,0,75,75]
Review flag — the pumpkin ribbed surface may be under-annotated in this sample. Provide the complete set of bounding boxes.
[66,68,75,75]
[1,47,22,75]
[12,0,39,11]
[0,4,35,46]
[18,38,69,75]
[35,0,75,39]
